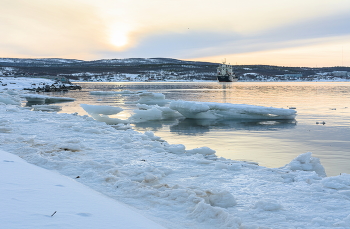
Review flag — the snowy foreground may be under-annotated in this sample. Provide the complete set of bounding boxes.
[1,77,350,229]
[0,151,165,229]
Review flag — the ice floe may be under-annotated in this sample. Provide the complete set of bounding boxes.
[136,91,170,105]
[170,100,297,120]
[80,104,123,115]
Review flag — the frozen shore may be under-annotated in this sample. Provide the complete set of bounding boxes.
[0,151,165,229]
[1,77,350,229]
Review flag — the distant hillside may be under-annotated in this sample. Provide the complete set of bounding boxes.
[1,57,349,81]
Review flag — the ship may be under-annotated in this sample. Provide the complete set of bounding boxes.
[216,61,238,82]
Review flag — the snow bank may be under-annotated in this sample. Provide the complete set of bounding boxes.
[322,173,350,190]
[0,77,54,90]
[0,150,165,229]
[170,100,297,120]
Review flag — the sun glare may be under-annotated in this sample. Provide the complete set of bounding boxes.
[110,31,128,48]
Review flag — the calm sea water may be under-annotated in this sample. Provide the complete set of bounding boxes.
[42,81,350,177]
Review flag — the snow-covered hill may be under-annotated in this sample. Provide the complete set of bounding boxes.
[0,57,349,82]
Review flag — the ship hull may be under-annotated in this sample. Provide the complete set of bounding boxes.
[217,75,238,82]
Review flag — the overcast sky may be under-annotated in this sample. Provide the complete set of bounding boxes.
[1,0,350,66]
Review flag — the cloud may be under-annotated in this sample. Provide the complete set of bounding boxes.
[99,6,350,67]
[1,0,350,66]
[0,0,110,58]
[98,9,350,61]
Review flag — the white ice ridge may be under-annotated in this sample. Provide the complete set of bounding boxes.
[128,104,182,122]
[170,100,297,120]
[80,104,123,115]
[80,100,297,125]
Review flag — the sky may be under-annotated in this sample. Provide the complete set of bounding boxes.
[1,0,350,67]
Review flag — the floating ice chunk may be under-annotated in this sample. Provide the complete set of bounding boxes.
[32,105,62,112]
[322,173,350,190]
[80,104,123,115]
[186,147,216,156]
[170,101,211,118]
[136,92,170,105]
[80,104,125,125]
[281,152,326,177]
[128,104,181,123]
[129,107,163,122]
[170,100,297,120]
[137,104,181,119]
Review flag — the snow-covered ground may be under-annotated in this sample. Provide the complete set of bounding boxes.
[1,77,350,229]
[0,77,53,90]
[0,151,165,229]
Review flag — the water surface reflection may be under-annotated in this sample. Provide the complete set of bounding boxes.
[169,119,296,135]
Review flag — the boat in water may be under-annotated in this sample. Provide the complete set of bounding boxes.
[217,61,238,82]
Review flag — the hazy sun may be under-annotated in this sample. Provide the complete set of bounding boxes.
[110,31,128,47]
